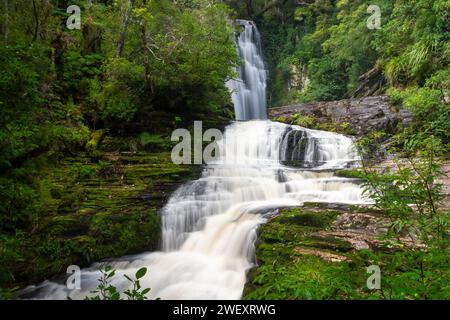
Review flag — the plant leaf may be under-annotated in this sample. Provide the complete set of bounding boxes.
[135,267,147,279]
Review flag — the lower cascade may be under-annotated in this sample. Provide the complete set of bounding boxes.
[23,121,368,300]
[22,21,369,300]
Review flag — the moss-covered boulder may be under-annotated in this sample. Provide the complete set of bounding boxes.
[244,204,391,300]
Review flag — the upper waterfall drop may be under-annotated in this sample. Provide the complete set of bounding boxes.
[227,20,267,121]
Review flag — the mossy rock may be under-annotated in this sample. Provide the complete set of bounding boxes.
[278,209,341,228]
[245,203,378,299]
[335,169,364,179]
[40,215,89,237]
[86,129,105,153]
[297,235,354,253]
[88,209,160,251]
[99,136,139,153]
[7,149,200,289]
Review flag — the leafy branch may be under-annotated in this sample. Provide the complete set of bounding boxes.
[85,265,151,300]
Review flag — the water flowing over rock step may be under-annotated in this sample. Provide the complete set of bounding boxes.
[26,119,369,300]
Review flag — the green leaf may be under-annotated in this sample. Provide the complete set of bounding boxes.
[107,270,116,279]
[135,267,147,279]
[141,288,151,295]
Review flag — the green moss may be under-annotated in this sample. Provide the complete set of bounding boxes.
[297,236,354,253]
[86,130,105,153]
[245,205,378,300]
[278,208,340,228]
[245,202,450,300]
[244,253,374,300]
[4,150,199,288]
[335,169,364,179]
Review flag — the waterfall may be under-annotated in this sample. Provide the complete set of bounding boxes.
[160,121,364,255]
[226,20,267,121]
[22,22,369,300]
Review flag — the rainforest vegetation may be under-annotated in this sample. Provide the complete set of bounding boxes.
[0,0,238,294]
[0,0,449,300]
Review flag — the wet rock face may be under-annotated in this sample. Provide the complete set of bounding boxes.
[269,95,413,136]
[279,129,325,168]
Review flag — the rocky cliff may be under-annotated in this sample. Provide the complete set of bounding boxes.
[269,95,413,136]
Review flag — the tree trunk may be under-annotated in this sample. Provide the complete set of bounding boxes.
[141,25,151,89]
[3,0,8,45]
[140,0,152,93]
[52,34,65,82]
[116,0,135,58]
[245,0,253,18]
[83,19,102,54]
[32,0,39,42]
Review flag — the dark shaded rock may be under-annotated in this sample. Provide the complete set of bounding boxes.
[350,67,386,98]
[279,129,326,168]
[140,192,152,202]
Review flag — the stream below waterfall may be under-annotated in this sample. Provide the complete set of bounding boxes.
[22,20,369,300]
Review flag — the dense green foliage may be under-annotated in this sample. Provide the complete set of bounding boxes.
[246,246,449,300]
[0,0,238,171]
[359,135,449,299]
[0,0,236,291]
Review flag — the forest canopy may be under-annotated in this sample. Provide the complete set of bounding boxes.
[0,0,238,169]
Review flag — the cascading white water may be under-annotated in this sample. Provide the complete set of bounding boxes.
[23,22,369,300]
[226,20,267,121]
[24,120,367,300]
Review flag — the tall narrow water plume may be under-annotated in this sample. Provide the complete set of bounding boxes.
[227,20,267,121]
